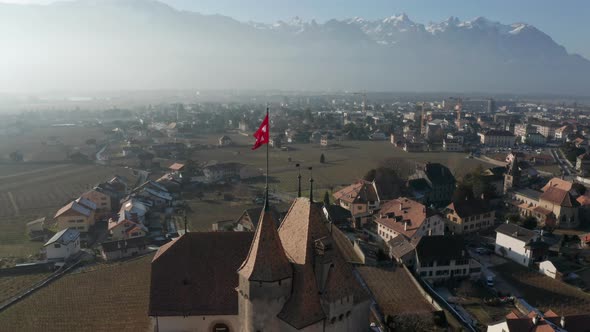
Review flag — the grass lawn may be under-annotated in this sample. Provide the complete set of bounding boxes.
[0,272,51,304]
[191,139,493,197]
[0,254,154,332]
[492,262,590,314]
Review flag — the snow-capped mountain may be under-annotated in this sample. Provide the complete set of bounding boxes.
[0,0,588,94]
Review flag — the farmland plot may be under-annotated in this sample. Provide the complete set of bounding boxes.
[0,254,153,331]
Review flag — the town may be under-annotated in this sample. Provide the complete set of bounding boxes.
[0,93,589,331]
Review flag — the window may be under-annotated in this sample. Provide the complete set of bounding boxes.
[54,243,61,248]
[212,323,230,332]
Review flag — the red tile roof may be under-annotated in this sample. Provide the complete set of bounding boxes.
[375,198,428,239]
[237,210,292,282]
[540,187,580,207]
[168,163,185,171]
[277,198,369,328]
[149,232,253,316]
[333,180,379,205]
[541,178,573,192]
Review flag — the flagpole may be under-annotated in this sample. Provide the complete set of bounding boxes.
[265,106,270,212]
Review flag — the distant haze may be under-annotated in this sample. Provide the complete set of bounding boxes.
[1,0,589,95]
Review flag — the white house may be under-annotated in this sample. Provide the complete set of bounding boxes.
[494,223,548,267]
[44,228,81,261]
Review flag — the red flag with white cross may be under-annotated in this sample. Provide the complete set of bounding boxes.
[251,113,269,150]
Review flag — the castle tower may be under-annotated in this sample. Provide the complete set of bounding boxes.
[504,154,521,194]
[237,207,293,332]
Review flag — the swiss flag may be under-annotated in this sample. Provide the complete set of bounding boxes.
[251,114,269,150]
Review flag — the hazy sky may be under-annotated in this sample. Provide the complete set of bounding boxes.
[2,0,589,58]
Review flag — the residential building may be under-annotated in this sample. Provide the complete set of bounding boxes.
[80,188,112,218]
[149,198,370,331]
[554,125,573,141]
[532,122,557,139]
[54,200,96,232]
[514,124,536,138]
[487,310,590,332]
[445,199,495,234]
[333,180,380,227]
[443,138,463,152]
[118,198,150,224]
[108,219,148,241]
[522,132,547,146]
[218,135,232,147]
[375,198,444,243]
[403,141,426,152]
[576,153,590,177]
[322,204,352,226]
[369,129,387,140]
[479,130,515,147]
[504,154,521,194]
[203,162,242,183]
[100,237,150,261]
[234,206,280,231]
[386,236,416,266]
[415,235,481,282]
[408,163,456,207]
[26,217,45,238]
[43,228,81,261]
[495,223,549,267]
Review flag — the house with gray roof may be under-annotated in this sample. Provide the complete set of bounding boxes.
[43,228,80,261]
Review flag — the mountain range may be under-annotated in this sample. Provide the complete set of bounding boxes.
[0,0,588,95]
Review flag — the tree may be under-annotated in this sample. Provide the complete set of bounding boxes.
[521,216,537,230]
[508,214,521,223]
[320,153,326,164]
[363,167,404,199]
[323,191,331,206]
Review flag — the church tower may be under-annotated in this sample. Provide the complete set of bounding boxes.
[237,206,293,332]
[504,154,521,194]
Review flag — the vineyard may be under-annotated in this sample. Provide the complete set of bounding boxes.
[0,254,154,331]
[0,164,137,257]
[0,272,51,304]
[493,262,590,314]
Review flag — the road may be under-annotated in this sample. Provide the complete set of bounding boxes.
[469,249,522,298]
[550,148,574,181]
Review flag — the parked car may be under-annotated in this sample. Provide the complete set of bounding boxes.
[486,276,495,287]
[476,247,490,255]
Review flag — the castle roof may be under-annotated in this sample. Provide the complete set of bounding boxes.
[237,209,292,282]
[277,198,369,328]
[149,232,253,316]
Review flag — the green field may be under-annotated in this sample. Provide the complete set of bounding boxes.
[191,134,494,196]
[0,255,153,331]
[184,134,497,231]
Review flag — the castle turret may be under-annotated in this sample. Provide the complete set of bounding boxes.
[237,206,293,332]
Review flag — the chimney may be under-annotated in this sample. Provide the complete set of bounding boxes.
[404,222,408,231]
[560,316,565,328]
[532,315,538,325]
[399,203,403,210]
